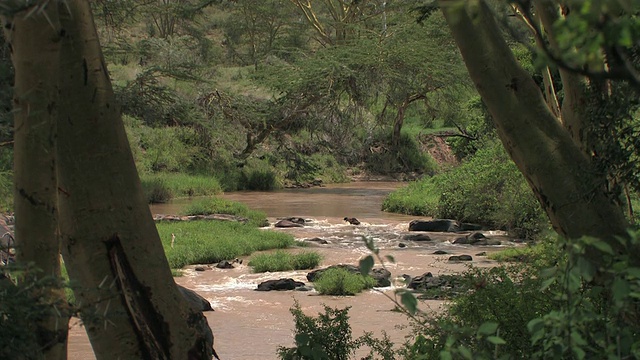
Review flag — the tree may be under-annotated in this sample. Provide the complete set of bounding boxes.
[2,0,217,358]
[1,3,69,359]
[437,0,637,257]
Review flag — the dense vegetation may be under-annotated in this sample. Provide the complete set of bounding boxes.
[0,0,475,208]
[2,0,640,359]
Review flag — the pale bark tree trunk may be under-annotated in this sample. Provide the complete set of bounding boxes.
[391,94,426,149]
[438,0,630,247]
[534,0,591,149]
[55,0,213,358]
[1,3,70,359]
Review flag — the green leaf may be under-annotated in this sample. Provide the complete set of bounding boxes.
[589,239,614,255]
[487,336,507,345]
[439,350,453,360]
[458,345,473,360]
[359,255,374,276]
[401,291,418,315]
[527,318,545,334]
[477,321,498,336]
[576,257,596,282]
[295,333,310,346]
[612,278,630,303]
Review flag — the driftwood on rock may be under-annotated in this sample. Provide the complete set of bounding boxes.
[154,214,250,223]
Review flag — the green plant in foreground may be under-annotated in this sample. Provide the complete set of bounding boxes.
[314,268,377,296]
[248,251,322,273]
[277,301,396,360]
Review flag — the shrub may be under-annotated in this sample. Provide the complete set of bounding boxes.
[141,173,223,202]
[249,251,322,273]
[180,197,268,227]
[383,140,549,239]
[314,268,377,296]
[278,301,397,360]
[363,132,438,175]
[238,157,281,190]
[0,264,71,359]
[141,177,173,203]
[401,260,558,359]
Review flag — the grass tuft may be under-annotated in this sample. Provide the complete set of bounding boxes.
[248,251,322,273]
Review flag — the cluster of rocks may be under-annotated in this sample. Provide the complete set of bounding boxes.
[254,263,392,292]
[408,219,483,232]
[404,272,469,299]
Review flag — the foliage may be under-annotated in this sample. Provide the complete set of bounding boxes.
[157,221,294,268]
[248,250,322,273]
[278,301,397,360]
[527,232,640,359]
[363,131,438,175]
[313,268,377,296]
[383,140,548,239]
[0,170,11,212]
[180,197,268,227]
[0,265,70,359]
[140,173,222,203]
[238,157,281,191]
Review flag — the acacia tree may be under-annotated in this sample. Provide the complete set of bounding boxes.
[2,0,216,358]
[438,0,638,256]
[1,2,69,358]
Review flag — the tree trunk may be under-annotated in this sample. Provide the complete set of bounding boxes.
[55,1,213,359]
[1,3,70,359]
[391,94,426,149]
[438,0,629,245]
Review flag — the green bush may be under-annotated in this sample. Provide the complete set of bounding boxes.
[363,132,438,175]
[0,170,12,212]
[0,265,71,360]
[141,177,173,203]
[314,268,377,296]
[401,251,559,359]
[180,197,268,227]
[238,157,281,190]
[383,140,548,239]
[401,232,640,360]
[278,301,397,360]
[140,173,223,203]
[157,221,295,268]
[248,251,322,273]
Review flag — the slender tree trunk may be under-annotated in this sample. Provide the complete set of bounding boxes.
[55,1,213,358]
[438,0,630,246]
[391,94,425,149]
[1,3,70,359]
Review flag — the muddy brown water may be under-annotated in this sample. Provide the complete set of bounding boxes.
[67,182,519,359]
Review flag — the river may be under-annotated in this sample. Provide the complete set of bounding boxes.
[67,182,516,360]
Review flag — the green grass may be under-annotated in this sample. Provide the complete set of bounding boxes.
[157,221,295,268]
[381,177,439,216]
[180,197,269,227]
[140,173,223,203]
[313,268,377,296]
[248,250,323,273]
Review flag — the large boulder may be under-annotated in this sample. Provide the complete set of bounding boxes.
[409,219,483,232]
[409,219,460,232]
[452,232,501,245]
[274,219,304,228]
[256,278,305,291]
[306,264,391,287]
[177,285,213,312]
[403,234,432,241]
